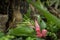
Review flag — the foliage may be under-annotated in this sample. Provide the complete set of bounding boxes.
[0,0,60,40]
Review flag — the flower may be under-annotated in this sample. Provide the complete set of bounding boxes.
[42,29,47,37]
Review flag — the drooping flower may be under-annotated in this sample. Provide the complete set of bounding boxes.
[35,20,42,37]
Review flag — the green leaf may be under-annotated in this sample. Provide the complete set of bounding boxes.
[36,38,45,40]
[26,37,35,40]
[8,24,35,37]
[0,35,14,40]
[40,20,47,29]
